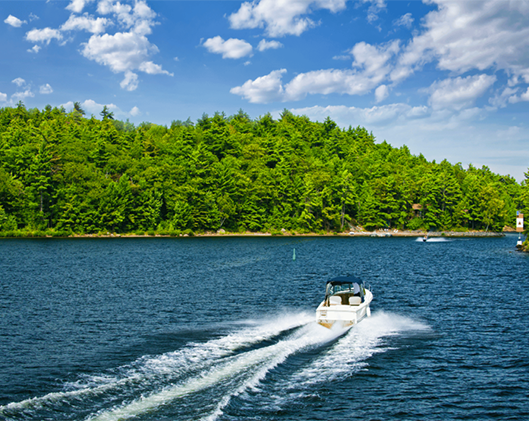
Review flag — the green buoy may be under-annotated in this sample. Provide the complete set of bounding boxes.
[293,248,296,261]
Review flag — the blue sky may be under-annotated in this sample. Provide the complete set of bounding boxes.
[2,0,529,181]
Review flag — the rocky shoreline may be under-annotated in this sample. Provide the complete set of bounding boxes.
[0,229,515,239]
[63,230,507,238]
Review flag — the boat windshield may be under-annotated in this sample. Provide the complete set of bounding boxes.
[325,276,363,300]
[330,283,353,294]
[329,282,361,295]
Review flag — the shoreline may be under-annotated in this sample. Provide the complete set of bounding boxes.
[0,229,511,239]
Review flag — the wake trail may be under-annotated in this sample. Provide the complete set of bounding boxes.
[235,312,431,415]
[88,323,344,421]
[415,237,452,242]
[0,312,312,417]
[292,311,430,384]
[1,312,430,421]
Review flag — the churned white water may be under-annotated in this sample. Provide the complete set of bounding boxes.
[1,310,426,421]
[1,309,430,421]
[83,312,427,421]
[1,312,312,415]
[415,237,452,242]
[86,314,343,421]
[231,311,431,416]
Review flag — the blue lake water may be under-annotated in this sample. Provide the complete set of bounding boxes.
[0,235,528,420]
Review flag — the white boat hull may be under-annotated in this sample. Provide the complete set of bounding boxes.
[316,290,373,329]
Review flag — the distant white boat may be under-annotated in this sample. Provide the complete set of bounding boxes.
[316,276,373,329]
[416,236,450,243]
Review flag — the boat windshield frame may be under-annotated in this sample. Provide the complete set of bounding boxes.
[324,276,364,301]
[329,283,355,295]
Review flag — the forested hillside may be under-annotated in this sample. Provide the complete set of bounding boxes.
[0,103,527,236]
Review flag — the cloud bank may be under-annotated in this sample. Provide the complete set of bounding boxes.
[23,0,172,91]
[231,0,529,116]
[228,0,348,37]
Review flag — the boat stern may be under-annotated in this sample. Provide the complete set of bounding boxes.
[316,303,360,329]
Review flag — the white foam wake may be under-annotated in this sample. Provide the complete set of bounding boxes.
[292,311,430,384]
[415,237,451,242]
[242,311,431,413]
[0,312,313,416]
[1,311,429,421]
[88,323,344,421]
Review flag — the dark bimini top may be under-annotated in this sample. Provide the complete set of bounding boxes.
[326,276,363,285]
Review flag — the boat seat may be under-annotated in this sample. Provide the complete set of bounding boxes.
[329,296,342,306]
[349,296,362,306]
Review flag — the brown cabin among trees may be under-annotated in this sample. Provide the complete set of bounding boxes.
[412,204,423,218]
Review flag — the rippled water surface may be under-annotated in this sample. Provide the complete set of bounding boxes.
[0,235,528,420]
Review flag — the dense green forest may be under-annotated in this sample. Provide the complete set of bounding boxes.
[0,103,527,236]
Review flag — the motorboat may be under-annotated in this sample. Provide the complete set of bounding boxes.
[316,276,373,329]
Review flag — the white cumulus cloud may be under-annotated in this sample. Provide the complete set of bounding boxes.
[97,0,156,34]
[351,40,400,81]
[393,12,414,29]
[76,1,170,89]
[6,79,38,105]
[505,87,529,104]
[5,15,27,28]
[232,40,400,103]
[488,87,519,109]
[120,71,139,91]
[20,0,169,91]
[61,14,112,34]
[27,45,41,54]
[257,39,283,51]
[392,0,529,84]
[12,89,35,103]
[81,29,172,85]
[375,84,389,102]
[232,67,388,103]
[66,0,95,14]
[25,27,63,44]
[284,69,376,100]
[12,77,26,87]
[229,0,347,37]
[519,88,529,101]
[82,31,155,73]
[427,74,497,110]
[0,92,7,102]
[230,69,287,103]
[39,84,53,94]
[130,106,140,116]
[363,0,387,24]
[138,61,173,75]
[232,0,529,113]
[203,36,253,59]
